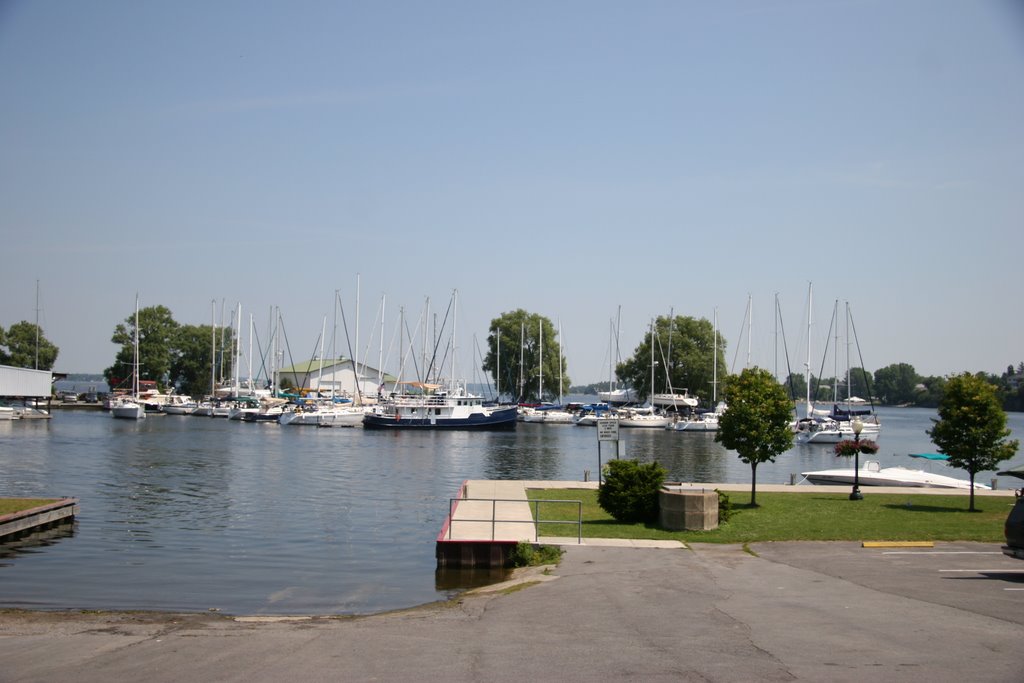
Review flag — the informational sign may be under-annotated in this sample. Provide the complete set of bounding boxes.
[597,419,619,443]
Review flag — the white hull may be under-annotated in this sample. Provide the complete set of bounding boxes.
[652,393,698,408]
[598,388,637,405]
[802,461,988,490]
[671,415,720,432]
[279,406,364,427]
[618,414,672,428]
[111,399,146,420]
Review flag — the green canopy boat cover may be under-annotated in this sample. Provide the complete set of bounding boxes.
[909,453,949,461]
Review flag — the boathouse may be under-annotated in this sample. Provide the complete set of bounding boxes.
[277,358,396,398]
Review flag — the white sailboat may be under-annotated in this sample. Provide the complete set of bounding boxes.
[795,298,881,444]
[111,295,146,420]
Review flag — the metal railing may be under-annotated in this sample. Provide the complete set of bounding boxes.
[446,497,583,544]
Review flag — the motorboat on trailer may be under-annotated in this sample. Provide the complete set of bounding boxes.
[801,454,990,490]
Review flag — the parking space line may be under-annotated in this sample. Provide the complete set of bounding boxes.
[939,569,1024,573]
[882,551,1003,555]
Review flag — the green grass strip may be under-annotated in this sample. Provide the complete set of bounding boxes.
[526,488,1012,543]
[0,499,60,516]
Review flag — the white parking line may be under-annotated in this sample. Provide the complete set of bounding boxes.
[939,569,1024,573]
[883,551,1003,555]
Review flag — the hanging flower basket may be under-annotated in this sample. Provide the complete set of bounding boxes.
[834,439,880,457]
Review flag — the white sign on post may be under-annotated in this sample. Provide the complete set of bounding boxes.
[597,419,619,443]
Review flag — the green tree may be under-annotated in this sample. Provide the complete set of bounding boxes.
[483,310,568,402]
[104,305,181,391]
[1,321,59,370]
[615,315,725,406]
[716,367,794,506]
[170,324,219,397]
[929,372,1019,511]
[873,363,920,405]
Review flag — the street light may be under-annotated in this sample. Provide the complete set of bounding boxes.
[850,417,864,500]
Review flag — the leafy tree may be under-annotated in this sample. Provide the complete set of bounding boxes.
[170,324,219,397]
[716,367,794,506]
[929,372,1019,511]
[597,459,667,524]
[615,315,726,406]
[105,305,181,391]
[483,310,569,402]
[0,321,59,370]
[873,363,920,405]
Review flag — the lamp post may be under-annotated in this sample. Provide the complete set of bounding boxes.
[850,417,864,500]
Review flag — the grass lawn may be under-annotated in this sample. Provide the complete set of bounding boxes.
[0,499,59,516]
[526,488,1012,544]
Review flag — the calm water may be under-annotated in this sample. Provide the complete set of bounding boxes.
[2,404,1022,615]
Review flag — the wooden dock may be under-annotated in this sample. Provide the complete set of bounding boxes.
[0,498,79,540]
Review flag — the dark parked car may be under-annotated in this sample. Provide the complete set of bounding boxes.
[999,465,1024,560]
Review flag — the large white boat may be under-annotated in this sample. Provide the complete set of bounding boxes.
[802,455,989,490]
[363,381,517,430]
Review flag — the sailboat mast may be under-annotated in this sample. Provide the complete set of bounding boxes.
[210,300,216,397]
[133,294,140,399]
[805,283,813,419]
[558,321,563,405]
[538,319,543,402]
[649,318,655,405]
[712,308,718,404]
[34,280,40,369]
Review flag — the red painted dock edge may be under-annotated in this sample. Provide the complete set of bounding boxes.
[0,498,80,540]
[435,481,517,568]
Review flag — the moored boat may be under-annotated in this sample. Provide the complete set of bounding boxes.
[801,458,989,490]
[363,381,516,430]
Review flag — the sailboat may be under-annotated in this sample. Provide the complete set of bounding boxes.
[618,319,672,428]
[795,296,881,444]
[111,295,146,420]
[671,308,725,432]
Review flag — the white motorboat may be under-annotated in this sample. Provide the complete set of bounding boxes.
[801,457,989,490]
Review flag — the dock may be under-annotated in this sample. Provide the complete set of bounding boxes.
[0,498,79,541]
[436,480,683,567]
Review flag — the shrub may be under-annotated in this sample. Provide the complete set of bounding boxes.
[598,459,667,524]
[715,489,733,523]
[508,541,563,567]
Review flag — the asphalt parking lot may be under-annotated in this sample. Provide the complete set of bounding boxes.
[749,540,1024,626]
[1,541,1021,682]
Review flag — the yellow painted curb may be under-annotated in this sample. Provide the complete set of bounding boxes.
[861,541,934,548]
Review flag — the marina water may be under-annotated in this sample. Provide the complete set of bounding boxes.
[2,404,1022,615]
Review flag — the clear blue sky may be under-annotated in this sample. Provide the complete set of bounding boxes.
[2,1,1022,391]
